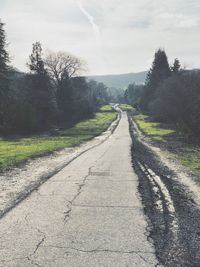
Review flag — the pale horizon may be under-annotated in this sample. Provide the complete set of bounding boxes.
[1,0,200,75]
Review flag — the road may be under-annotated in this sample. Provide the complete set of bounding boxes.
[0,112,159,267]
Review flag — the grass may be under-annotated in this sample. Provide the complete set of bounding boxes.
[119,104,135,112]
[134,114,175,141]
[178,147,200,176]
[99,105,114,112]
[0,105,117,170]
[133,114,200,177]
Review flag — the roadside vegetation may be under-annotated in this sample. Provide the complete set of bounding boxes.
[0,20,110,136]
[124,49,200,177]
[134,114,175,141]
[99,105,114,112]
[134,114,200,176]
[125,49,200,139]
[0,20,119,170]
[118,104,135,112]
[0,105,117,170]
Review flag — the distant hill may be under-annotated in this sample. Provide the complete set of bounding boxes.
[87,71,148,88]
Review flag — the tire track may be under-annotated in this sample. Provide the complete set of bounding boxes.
[129,115,200,267]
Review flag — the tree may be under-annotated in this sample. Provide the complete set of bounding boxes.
[146,70,200,138]
[44,51,85,87]
[87,80,110,109]
[44,51,86,124]
[125,83,144,108]
[171,58,181,73]
[0,19,10,133]
[26,42,57,131]
[146,49,171,88]
[27,42,46,75]
[140,49,171,112]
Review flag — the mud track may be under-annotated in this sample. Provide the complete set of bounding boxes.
[129,116,200,267]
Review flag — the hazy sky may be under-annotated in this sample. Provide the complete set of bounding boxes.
[0,0,200,75]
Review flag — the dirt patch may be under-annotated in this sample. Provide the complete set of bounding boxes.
[129,116,200,267]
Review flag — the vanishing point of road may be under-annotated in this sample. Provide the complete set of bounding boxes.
[0,113,160,266]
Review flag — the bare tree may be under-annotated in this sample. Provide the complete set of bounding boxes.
[44,51,86,86]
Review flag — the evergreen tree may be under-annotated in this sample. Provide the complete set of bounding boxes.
[28,42,46,75]
[146,49,171,88]
[171,58,181,73]
[140,49,171,112]
[26,42,57,131]
[0,20,10,133]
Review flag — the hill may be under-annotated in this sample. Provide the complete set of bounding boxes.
[87,71,148,88]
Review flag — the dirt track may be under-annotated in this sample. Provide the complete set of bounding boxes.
[129,115,200,267]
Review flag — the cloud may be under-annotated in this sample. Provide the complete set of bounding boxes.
[0,0,200,75]
[76,0,101,42]
[157,12,199,29]
[177,18,199,28]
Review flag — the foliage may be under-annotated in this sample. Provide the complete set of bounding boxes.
[26,42,57,131]
[119,104,135,112]
[44,51,85,85]
[149,72,200,137]
[140,49,171,112]
[134,114,175,141]
[134,114,200,177]
[124,49,200,139]
[178,148,200,177]
[0,107,117,169]
[0,20,10,134]
[27,42,46,75]
[171,58,181,73]
[124,83,144,109]
[0,20,111,135]
[99,104,114,112]
[87,80,110,109]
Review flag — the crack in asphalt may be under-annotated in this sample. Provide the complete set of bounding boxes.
[23,213,47,260]
[43,245,155,264]
[0,113,121,221]
[71,204,141,209]
[63,173,89,225]
[62,137,119,225]
[33,236,46,255]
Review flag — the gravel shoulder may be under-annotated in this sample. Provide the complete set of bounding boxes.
[0,114,120,219]
[129,115,200,267]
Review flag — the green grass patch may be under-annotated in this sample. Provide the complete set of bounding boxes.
[134,114,175,141]
[178,147,200,176]
[0,106,117,170]
[99,104,114,112]
[133,114,200,177]
[119,104,135,112]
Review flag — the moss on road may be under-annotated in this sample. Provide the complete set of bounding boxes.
[0,105,117,170]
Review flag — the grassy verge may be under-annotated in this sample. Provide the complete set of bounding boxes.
[99,104,115,112]
[134,114,175,141]
[119,104,135,112]
[134,114,200,177]
[0,105,117,170]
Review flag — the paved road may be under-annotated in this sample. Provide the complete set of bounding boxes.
[0,113,159,267]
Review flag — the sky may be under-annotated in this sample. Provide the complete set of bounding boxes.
[0,0,200,75]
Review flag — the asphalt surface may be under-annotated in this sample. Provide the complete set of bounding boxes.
[0,112,159,267]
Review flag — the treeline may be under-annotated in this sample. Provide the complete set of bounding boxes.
[125,49,200,137]
[0,20,109,135]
